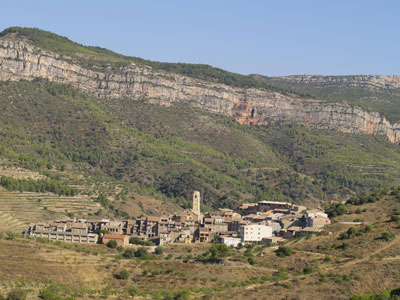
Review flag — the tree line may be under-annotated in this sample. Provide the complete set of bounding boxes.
[0,175,77,196]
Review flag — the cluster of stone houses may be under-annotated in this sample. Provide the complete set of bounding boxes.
[27,191,331,247]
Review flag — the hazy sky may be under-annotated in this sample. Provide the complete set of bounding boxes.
[1,0,399,76]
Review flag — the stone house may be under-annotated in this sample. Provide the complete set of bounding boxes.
[70,223,88,234]
[101,221,123,234]
[197,227,211,242]
[102,234,129,247]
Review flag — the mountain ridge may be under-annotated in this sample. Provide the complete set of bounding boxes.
[253,74,400,123]
[1,27,400,144]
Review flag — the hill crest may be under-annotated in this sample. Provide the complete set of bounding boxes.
[1,27,400,144]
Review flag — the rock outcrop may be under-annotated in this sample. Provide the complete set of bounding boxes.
[1,38,400,143]
[267,74,400,91]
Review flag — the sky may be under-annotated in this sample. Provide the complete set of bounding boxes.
[1,0,399,76]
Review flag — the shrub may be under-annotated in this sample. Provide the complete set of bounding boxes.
[6,290,27,300]
[276,246,293,257]
[125,286,137,296]
[323,256,331,263]
[319,275,327,283]
[341,242,350,250]
[364,225,372,232]
[118,269,129,280]
[155,246,164,255]
[106,240,117,249]
[6,232,17,240]
[39,288,55,300]
[341,227,357,240]
[129,237,155,246]
[122,248,135,259]
[247,256,256,265]
[303,264,314,275]
[135,247,148,258]
[174,289,190,300]
[381,232,395,242]
[391,215,400,222]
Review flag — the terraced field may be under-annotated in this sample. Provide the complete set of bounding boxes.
[0,191,100,232]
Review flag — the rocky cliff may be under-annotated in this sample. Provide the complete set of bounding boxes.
[265,74,400,90]
[1,37,400,143]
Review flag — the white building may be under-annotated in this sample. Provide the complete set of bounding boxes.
[240,224,272,242]
[221,236,242,248]
[305,211,330,228]
[307,211,328,219]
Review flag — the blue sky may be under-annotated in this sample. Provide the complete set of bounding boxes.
[1,0,399,76]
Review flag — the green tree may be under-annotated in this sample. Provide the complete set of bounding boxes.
[135,247,148,258]
[209,243,231,261]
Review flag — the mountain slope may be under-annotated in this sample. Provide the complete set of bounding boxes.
[252,74,400,123]
[1,27,400,144]
[0,80,400,213]
[0,27,400,214]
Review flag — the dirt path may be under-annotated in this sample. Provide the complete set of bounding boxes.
[324,234,400,269]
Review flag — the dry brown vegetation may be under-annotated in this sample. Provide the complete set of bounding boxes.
[0,195,399,299]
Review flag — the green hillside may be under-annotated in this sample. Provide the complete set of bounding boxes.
[1,27,400,215]
[0,80,400,216]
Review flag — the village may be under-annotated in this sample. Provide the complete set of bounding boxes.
[26,191,331,248]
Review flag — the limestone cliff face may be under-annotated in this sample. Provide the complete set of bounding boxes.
[270,75,400,91]
[1,38,400,143]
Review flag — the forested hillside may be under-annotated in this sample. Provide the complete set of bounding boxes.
[1,80,400,215]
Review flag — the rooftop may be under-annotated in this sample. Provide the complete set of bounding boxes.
[103,234,126,240]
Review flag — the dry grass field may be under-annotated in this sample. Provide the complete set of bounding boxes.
[0,190,100,232]
[0,194,399,300]
[0,169,399,299]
